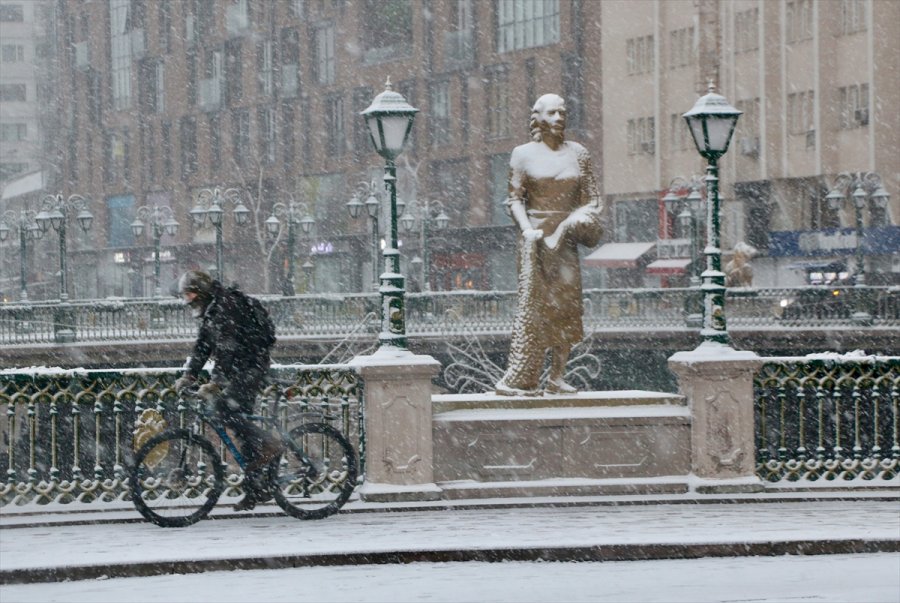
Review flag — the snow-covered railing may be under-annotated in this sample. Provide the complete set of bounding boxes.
[753,353,899,483]
[0,364,362,507]
[1,286,898,345]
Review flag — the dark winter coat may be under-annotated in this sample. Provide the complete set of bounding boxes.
[185,282,271,387]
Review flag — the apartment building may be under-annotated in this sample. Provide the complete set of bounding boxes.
[3,0,897,300]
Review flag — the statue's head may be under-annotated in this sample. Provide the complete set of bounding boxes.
[530,94,567,142]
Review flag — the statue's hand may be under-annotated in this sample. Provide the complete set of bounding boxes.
[523,228,543,242]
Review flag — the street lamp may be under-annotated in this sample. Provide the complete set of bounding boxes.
[266,195,315,295]
[361,77,418,349]
[130,205,179,297]
[35,193,94,302]
[346,178,384,291]
[824,171,892,287]
[0,209,43,301]
[662,176,705,287]
[189,187,250,283]
[399,198,449,291]
[683,82,741,346]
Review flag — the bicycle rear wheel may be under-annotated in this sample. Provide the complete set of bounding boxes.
[131,429,225,528]
[273,423,358,520]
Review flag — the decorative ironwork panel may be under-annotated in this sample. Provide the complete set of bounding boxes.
[754,356,899,483]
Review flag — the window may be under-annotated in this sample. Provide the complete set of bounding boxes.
[106,195,135,248]
[314,23,335,85]
[489,153,512,225]
[670,113,690,152]
[232,109,250,167]
[627,117,655,155]
[352,86,374,156]
[138,58,164,113]
[787,90,814,135]
[104,131,128,183]
[0,123,27,141]
[0,4,24,22]
[180,116,197,178]
[225,39,243,106]
[626,35,654,75]
[258,107,276,164]
[208,115,221,168]
[161,122,172,178]
[561,53,583,130]
[201,49,223,110]
[734,98,760,157]
[396,79,418,153]
[841,0,866,35]
[786,0,812,43]
[141,122,155,184]
[158,1,172,53]
[446,0,474,64]
[280,28,300,98]
[362,0,412,62]
[734,8,759,53]
[325,95,344,157]
[839,84,869,129]
[0,84,26,102]
[497,0,560,53]
[155,62,166,113]
[110,0,133,110]
[257,40,274,96]
[282,104,295,165]
[430,80,451,146]
[291,0,306,19]
[485,65,510,139]
[669,26,695,68]
[1,45,24,63]
[614,199,658,243]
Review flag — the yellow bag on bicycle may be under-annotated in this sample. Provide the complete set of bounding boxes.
[133,408,169,468]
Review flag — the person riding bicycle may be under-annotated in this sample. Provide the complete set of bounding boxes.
[173,270,281,512]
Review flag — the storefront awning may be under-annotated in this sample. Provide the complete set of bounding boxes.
[584,242,656,269]
[645,258,692,275]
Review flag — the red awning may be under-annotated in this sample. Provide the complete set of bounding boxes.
[645,258,692,275]
[584,242,656,269]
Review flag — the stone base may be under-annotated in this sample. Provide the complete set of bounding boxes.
[358,481,443,503]
[438,477,689,500]
[433,390,691,485]
[689,475,766,494]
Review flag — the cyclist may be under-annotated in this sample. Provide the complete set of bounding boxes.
[174,270,281,512]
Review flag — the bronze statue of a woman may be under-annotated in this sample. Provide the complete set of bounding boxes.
[495,94,604,396]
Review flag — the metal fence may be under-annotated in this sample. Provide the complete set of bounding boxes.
[2,286,899,344]
[0,364,362,507]
[754,355,899,483]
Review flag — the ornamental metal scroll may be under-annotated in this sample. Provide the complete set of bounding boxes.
[0,365,362,507]
[753,357,899,483]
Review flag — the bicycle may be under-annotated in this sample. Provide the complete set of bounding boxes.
[129,384,359,528]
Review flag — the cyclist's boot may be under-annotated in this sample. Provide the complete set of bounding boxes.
[233,493,257,512]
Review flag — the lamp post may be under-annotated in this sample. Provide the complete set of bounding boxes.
[400,198,449,291]
[824,171,891,287]
[361,78,418,349]
[266,195,315,295]
[346,178,383,291]
[35,193,94,302]
[662,176,705,287]
[189,187,250,283]
[825,171,891,325]
[130,205,179,297]
[0,210,43,301]
[683,83,741,346]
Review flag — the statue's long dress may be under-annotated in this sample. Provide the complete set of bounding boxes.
[497,142,601,393]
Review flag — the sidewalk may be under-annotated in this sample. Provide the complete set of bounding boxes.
[2,490,898,585]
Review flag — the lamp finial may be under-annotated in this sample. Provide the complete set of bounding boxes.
[384,77,393,91]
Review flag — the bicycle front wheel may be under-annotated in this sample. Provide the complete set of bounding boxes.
[273,423,358,520]
[130,429,225,528]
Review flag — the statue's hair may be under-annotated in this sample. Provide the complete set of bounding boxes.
[529,94,566,142]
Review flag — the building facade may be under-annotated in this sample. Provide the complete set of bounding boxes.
[0,0,897,300]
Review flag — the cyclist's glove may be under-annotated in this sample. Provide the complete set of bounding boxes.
[174,374,196,393]
[197,382,222,402]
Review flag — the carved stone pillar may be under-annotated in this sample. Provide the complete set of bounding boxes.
[350,348,443,502]
[668,343,765,493]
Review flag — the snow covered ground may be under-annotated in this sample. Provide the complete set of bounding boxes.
[3,553,898,603]
[1,495,898,602]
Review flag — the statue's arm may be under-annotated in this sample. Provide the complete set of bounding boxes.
[506,150,541,239]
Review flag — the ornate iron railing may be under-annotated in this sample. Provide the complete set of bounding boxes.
[2,286,898,345]
[754,355,899,483]
[0,365,362,507]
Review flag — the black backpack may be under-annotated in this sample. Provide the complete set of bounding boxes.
[229,287,277,351]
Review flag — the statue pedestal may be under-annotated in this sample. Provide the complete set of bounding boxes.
[350,347,442,502]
